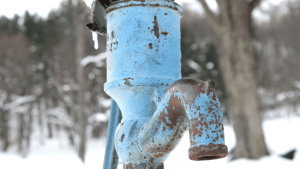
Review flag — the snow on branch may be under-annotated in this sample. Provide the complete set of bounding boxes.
[4,95,36,111]
[80,52,107,67]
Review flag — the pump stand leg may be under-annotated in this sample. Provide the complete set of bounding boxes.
[103,99,122,169]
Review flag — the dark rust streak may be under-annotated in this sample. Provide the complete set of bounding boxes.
[161,31,168,36]
[152,16,160,39]
[111,31,114,39]
[120,134,125,143]
[153,153,164,158]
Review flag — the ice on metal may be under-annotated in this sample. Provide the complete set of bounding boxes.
[92,31,98,49]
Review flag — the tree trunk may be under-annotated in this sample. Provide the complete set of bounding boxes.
[73,1,88,162]
[0,109,10,151]
[198,0,269,159]
[47,115,53,139]
[17,113,25,153]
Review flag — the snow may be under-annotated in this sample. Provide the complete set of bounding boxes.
[4,95,36,111]
[80,52,107,67]
[276,90,300,102]
[1,115,299,169]
[187,60,201,72]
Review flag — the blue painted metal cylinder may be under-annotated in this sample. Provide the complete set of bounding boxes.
[103,0,227,168]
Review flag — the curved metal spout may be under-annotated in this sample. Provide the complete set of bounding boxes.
[138,78,228,161]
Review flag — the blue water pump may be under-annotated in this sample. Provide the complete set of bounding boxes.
[100,1,228,168]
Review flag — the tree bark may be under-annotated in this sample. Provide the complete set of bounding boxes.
[198,0,269,159]
[17,113,25,153]
[73,1,88,162]
[0,109,10,151]
[47,115,53,139]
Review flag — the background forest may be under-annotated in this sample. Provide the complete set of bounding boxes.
[0,0,300,168]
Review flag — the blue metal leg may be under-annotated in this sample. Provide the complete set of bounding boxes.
[103,99,122,169]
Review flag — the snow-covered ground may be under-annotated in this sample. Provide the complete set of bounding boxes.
[1,116,299,169]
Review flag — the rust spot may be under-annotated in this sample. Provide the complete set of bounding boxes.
[125,163,133,169]
[152,16,160,39]
[158,95,185,130]
[190,122,202,137]
[154,153,164,158]
[164,13,168,15]
[120,134,125,143]
[149,43,153,49]
[124,78,133,85]
[200,121,209,128]
[215,103,219,109]
[208,107,214,113]
[213,134,219,142]
[161,31,169,36]
[111,31,114,39]
[163,126,166,131]
[157,164,164,169]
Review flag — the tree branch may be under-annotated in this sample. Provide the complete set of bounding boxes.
[249,0,261,12]
[197,0,222,27]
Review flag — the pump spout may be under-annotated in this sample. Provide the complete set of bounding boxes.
[138,78,228,161]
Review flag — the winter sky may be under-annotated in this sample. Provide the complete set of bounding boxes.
[0,0,286,21]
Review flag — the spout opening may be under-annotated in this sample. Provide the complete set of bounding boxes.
[188,144,228,161]
[197,156,221,161]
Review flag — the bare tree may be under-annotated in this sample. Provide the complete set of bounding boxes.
[197,0,269,159]
[72,0,89,162]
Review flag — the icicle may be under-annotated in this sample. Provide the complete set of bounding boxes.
[92,32,98,49]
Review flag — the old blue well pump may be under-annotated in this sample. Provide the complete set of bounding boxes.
[101,0,228,168]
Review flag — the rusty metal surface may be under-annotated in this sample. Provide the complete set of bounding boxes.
[138,78,227,161]
[103,0,227,168]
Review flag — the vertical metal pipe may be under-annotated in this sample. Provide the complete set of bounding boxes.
[103,99,122,169]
